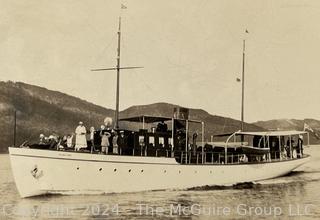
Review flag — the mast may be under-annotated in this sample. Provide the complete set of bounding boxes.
[91,14,143,129]
[241,39,245,131]
[115,17,121,129]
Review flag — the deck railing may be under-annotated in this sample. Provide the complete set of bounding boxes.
[26,142,302,164]
[176,150,298,165]
[178,152,249,164]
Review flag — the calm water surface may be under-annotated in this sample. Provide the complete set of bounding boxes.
[0,146,320,219]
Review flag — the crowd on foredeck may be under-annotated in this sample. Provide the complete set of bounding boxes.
[37,118,127,155]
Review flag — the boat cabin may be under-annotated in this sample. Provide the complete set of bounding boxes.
[115,115,205,160]
[207,130,309,164]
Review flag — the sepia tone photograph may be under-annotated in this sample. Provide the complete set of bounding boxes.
[0,0,319,219]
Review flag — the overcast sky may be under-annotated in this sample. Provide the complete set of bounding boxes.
[1,0,319,122]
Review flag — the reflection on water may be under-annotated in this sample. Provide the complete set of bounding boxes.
[0,146,320,219]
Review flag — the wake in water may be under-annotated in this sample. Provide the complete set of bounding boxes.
[186,168,320,192]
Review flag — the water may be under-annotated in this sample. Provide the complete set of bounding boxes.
[1,147,320,219]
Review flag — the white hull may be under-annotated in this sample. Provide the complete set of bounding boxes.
[9,147,310,198]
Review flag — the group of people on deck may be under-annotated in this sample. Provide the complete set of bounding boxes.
[270,135,304,160]
[283,135,304,159]
[73,120,125,154]
[38,118,127,155]
[99,126,122,154]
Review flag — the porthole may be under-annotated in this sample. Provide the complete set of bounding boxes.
[128,169,131,172]
[194,171,197,174]
[210,171,212,174]
[164,170,167,173]
[178,170,181,174]
[76,167,79,170]
[141,170,144,172]
[114,168,117,172]
[99,168,102,171]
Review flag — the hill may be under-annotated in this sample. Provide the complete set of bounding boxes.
[0,81,114,152]
[0,81,261,152]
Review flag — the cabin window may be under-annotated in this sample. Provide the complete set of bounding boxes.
[149,136,155,146]
[159,137,164,147]
[139,136,145,146]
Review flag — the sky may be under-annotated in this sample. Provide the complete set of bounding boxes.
[0,0,320,122]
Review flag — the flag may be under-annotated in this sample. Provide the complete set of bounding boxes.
[121,4,127,9]
[303,123,313,132]
[304,123,320,139]
[236,78,241,82]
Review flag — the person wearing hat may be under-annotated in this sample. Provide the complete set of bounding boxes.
[112,131,119,154]
[48,135,58,149]
[39,134,47,145]
[118,131,126,155]
[100,130,111,154]
[75,121,87,151]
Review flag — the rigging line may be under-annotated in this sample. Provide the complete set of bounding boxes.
[222,118,227,133]
[21,22,122,143]
[126,67,153,92]
[122,13,173,59]
[99,18,152,92]
[21,96,94,143]
[128,67,147,85]
[89,33,118,66]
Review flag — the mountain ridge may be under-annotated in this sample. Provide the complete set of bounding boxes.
[253,118,320,144]
[1,81,317,152]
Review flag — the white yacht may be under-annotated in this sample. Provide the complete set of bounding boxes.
[8,15,310,198]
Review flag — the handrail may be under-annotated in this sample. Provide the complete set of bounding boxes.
[224,130,241,164]
[225,130,241,144]
[175,149,299,165]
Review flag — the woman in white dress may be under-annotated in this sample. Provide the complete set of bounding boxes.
[75,121,87,151]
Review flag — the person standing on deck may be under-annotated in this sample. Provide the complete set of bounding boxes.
[39,134,47,145]
[100,130,111,154]
[67,134,74,148]
[297,135,304,158]
[75,121,87,151]
[90,127,95,151]
[112,131,119,154]
[118,130,126,155]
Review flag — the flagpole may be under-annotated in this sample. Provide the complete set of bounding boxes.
[241,39,245,131]
[115,16,121,129]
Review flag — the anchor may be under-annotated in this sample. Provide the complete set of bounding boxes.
[30,165,43,179]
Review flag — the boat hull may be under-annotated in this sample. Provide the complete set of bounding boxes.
[9,147,310,198]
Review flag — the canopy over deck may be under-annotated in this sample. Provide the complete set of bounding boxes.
[119,115,171,123]
[235,130,308,136]
[119,115,203,124]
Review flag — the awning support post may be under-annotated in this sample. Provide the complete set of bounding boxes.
[171,118,174,157]
[142,116,145,129]
[278,136,282,161]
[201,122,205,164]
[289,135,292,159]
[267,136,271,161]
[185,120,189,163]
